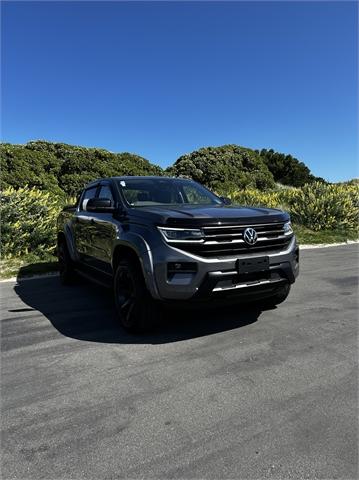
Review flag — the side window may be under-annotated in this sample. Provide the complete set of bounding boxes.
[98,185,114,202]
[80,187,98,211]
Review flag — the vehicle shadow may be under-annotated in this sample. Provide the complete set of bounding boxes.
[14,276,262,345]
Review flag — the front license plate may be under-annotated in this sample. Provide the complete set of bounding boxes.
[237,256,269,274]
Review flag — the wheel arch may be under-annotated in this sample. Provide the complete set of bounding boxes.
[112,244,142,271]
[112,242,160,300]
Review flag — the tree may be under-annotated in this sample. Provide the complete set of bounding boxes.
[167,144,276,192]
[256,148,324,187]
[1,141,163,196]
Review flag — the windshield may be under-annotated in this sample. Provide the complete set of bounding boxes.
[115,178,222,207]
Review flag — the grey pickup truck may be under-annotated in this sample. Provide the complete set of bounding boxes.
[57,176,299,332]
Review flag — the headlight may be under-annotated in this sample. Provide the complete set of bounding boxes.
[283,221,293,235]
[157,227,205,243]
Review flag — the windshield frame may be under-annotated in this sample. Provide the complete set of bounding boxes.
[114,177,223,208]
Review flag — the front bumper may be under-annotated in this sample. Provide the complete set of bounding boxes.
[149,235,299,301]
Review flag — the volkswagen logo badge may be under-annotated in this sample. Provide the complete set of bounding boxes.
[243,227,258,246]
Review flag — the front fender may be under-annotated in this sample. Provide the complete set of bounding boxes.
[112,233,160,300]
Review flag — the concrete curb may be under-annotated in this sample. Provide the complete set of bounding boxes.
[1,241,358,284]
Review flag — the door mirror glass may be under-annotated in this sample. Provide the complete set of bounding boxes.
[80,186,98,211]
[86,198,116,213]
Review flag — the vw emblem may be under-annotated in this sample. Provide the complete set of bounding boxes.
[243,227,258,246]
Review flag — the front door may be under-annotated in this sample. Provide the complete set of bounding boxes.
[73,185,99,265]
[89,183,118,275]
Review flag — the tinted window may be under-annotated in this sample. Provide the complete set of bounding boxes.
[98,185,114,202]
[116,178,221,206]
[80,186,97,211]
[182,184,215,205]
[119,182,181,205]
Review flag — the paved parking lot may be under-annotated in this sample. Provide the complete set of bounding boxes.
[1,245,358,479]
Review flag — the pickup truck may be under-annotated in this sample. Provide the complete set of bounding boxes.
[57,176,299,332]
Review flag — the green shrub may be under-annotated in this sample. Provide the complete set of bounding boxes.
[1,141,163,196]
[283,182,359,231]
[1,144,63,195]
[167,144,276,191]
[256,148,325,186]
[228,182,359,231]
[1,186,63,259]
[228,189,283,209]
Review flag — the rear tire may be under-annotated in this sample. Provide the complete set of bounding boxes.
[58,239,76,285]
[114,257,159,333]
[257,283,291,309]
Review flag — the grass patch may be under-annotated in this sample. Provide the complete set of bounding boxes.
[293,224,358,245]
[0,253,58,280]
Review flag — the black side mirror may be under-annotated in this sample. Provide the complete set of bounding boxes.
[86,198,116,213]
[220,196,232,205]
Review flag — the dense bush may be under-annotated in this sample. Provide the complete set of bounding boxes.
[228,189,283,209]
[283,182,359,231]
[1,141,163,196]
[1,186,63,259]
[1,140,324,196]
[229,182,359,231]
[1,144,63,195]
[256,148,325,187]
[167,145,276,191]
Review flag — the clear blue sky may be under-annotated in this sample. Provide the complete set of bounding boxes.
[2,1,358,181]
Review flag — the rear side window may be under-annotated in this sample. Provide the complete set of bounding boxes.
[80,186,98,211]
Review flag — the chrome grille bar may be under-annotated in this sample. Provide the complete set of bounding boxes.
[169,221,292,258]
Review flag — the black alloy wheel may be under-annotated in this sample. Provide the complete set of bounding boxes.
[114,257,158,333]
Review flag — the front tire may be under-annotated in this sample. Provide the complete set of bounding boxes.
[114,257,159,333]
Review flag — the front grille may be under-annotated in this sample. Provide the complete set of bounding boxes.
[172,222,292,258]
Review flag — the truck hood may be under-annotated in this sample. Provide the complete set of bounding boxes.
[128,204,290,226]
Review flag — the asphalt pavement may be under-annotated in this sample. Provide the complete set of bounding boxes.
[1,244,358,479]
